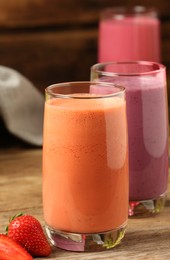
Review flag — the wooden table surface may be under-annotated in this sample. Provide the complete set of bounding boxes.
[0,148,170,260]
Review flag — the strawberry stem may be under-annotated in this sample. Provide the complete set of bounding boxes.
[9,213,23,223]
[6,213,24,234]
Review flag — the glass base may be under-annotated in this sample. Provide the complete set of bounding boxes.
[129,192,167,217]
[45,223,127,252]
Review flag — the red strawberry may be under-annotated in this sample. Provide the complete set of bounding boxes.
[0,234,32,260]
[7,213,51,257]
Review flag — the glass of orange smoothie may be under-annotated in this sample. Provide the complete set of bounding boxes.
[42,81,129,251]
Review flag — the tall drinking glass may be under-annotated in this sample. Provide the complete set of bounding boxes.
[43,82,129,251]
[98,6,161,62]
[91,62,169,217]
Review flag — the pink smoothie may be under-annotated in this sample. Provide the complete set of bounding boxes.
[91,73,168,201]
[98,16,160,62]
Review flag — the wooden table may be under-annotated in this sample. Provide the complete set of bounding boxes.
[0,148,170,260]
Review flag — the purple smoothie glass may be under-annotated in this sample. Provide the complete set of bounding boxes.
[91,61,169,217]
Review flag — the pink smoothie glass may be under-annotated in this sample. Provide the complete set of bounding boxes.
[98,6,161,63]
[91,61,169,217]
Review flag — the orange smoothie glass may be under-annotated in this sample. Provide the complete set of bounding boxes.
[43,81,129,251]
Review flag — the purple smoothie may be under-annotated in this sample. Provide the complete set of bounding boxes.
[91,72,168,201]
[125,76,168,200]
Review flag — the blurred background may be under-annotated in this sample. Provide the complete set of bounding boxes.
[0,0,169,146]
[0,0,169,90]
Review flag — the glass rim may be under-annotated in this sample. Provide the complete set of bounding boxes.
[45,81,125,99]
[91,61,166,77]
[100,5,158,19]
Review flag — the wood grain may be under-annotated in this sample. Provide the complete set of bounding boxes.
[0,148,170,259]
[0,0,169,28]
[0,29,98,91]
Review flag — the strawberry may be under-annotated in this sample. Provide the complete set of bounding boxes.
[0,234,32,260]
[7,213,51,257]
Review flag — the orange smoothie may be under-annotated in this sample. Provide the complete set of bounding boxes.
[43,95,128,233]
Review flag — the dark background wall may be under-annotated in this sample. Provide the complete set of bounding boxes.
[0,0,169,91]
[0,0,169,146]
